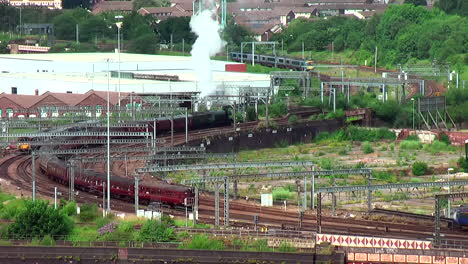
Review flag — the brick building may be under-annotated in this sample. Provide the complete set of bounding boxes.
[0,90,127,119]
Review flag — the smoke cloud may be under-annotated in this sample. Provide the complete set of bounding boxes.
[190,0,224,97]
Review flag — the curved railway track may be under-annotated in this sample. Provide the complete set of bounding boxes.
[1,115,466,246]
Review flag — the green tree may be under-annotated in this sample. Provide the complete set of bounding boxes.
[434,0,468,16]
[133,0,170,11]
[223,18,254,47]
[128,33,158,54]
[79,16,109,42]
[404,0,427,6]
[62,0,91,9]
[7,200,73,239]
[156,17,196,44]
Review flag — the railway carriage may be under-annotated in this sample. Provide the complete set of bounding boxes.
[39,155,195,207]
[229,52,314,71]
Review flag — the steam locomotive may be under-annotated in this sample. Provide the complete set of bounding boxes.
[34,110,232,207]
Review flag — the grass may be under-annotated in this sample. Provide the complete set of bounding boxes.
[272,187,295,201]
[399,140,423,150]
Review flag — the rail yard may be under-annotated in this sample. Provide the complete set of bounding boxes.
[0,48,466,264]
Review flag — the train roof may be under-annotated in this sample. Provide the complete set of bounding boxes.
[455,205,468,213]
[45,155,191,192]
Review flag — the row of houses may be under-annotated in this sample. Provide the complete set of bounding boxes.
[91,0,387,40]
[0,90,128,118]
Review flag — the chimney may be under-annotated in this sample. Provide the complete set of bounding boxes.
[35,89,39,96]
[11,87,17,94]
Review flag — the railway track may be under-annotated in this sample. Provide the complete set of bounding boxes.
[2,114,467,246]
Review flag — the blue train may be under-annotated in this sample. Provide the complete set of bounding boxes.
[229,52,315,71]
[454,205,468,227]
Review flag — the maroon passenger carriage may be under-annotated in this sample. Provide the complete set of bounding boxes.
[39,155,195,208]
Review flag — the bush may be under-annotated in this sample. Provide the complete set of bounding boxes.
[0,199,27,220]
[41,235,56,246]
[346,126,395,142]
[181,234,225,250]
[288,114,299,124]
[272,187,295,201]
[278,242,297,252]
[400,140,423,150]
[406,135,419,141]
[362,141,374,154]
[79,204,98,222]
[459,157,468,172]
[439,133,451,145]
[412,161,429,176]
[423,140,453,154]
[137,220,175,242]
[374,171,397,183]
[7,200,73,239]
[61,201,77,216]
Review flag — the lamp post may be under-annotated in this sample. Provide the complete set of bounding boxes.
[106,58,111,213]
[411,98,415,130]
[115,15,123,120]
[447,167,454,217]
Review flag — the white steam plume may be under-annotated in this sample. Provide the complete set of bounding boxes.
[190,0,225,97]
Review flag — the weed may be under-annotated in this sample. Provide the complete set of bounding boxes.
[362,141,374,154]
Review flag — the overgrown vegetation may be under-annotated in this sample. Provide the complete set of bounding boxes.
[412,161,429,176]
[7,200,73,239]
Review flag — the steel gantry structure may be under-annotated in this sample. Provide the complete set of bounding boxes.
[177,166,380,228]
[320,77,425,104]
[434,192,468,247]
[139,161,315,227]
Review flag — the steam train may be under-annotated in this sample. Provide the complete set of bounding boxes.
[33,110,232,207]
[39,155,195,207]
[229,52,315,71]
[126,110,232,134]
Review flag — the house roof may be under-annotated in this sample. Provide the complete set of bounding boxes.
[40,92,87,106]
[92,0,133,14]
[0,90,129,109]
[79,90,129,106]
[0,93,41,108]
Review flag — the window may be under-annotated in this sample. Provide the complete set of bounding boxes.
[6,108,13,118]
[0,109,2,118]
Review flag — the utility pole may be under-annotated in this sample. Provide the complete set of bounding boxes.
[374,46,378,73]
[302,41,304,60]
[134,174,139,215]
[31,151,36,201]
[106,58,111,213]
[76,24,79,44]
[69,160,75,201]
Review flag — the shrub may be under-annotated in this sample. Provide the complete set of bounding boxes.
[406,135,419,141]
[0,199,27,220]
[423,140,453,154]
[137,220,175,242]
[459,157,468,172]
[412,161,429,176]
[400,140,423,150]
[362,141,374,154]
[346,126,395,142]
[374,171,397,183]
[272,187,294,201]
[7,200,73,239]
[278,242,297,252]
[288,114,299,124]
[41,235,56,246]
[181,234,225,250]
[79,204,98,222]
[439,133,451,145]
[61,201,77,216]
